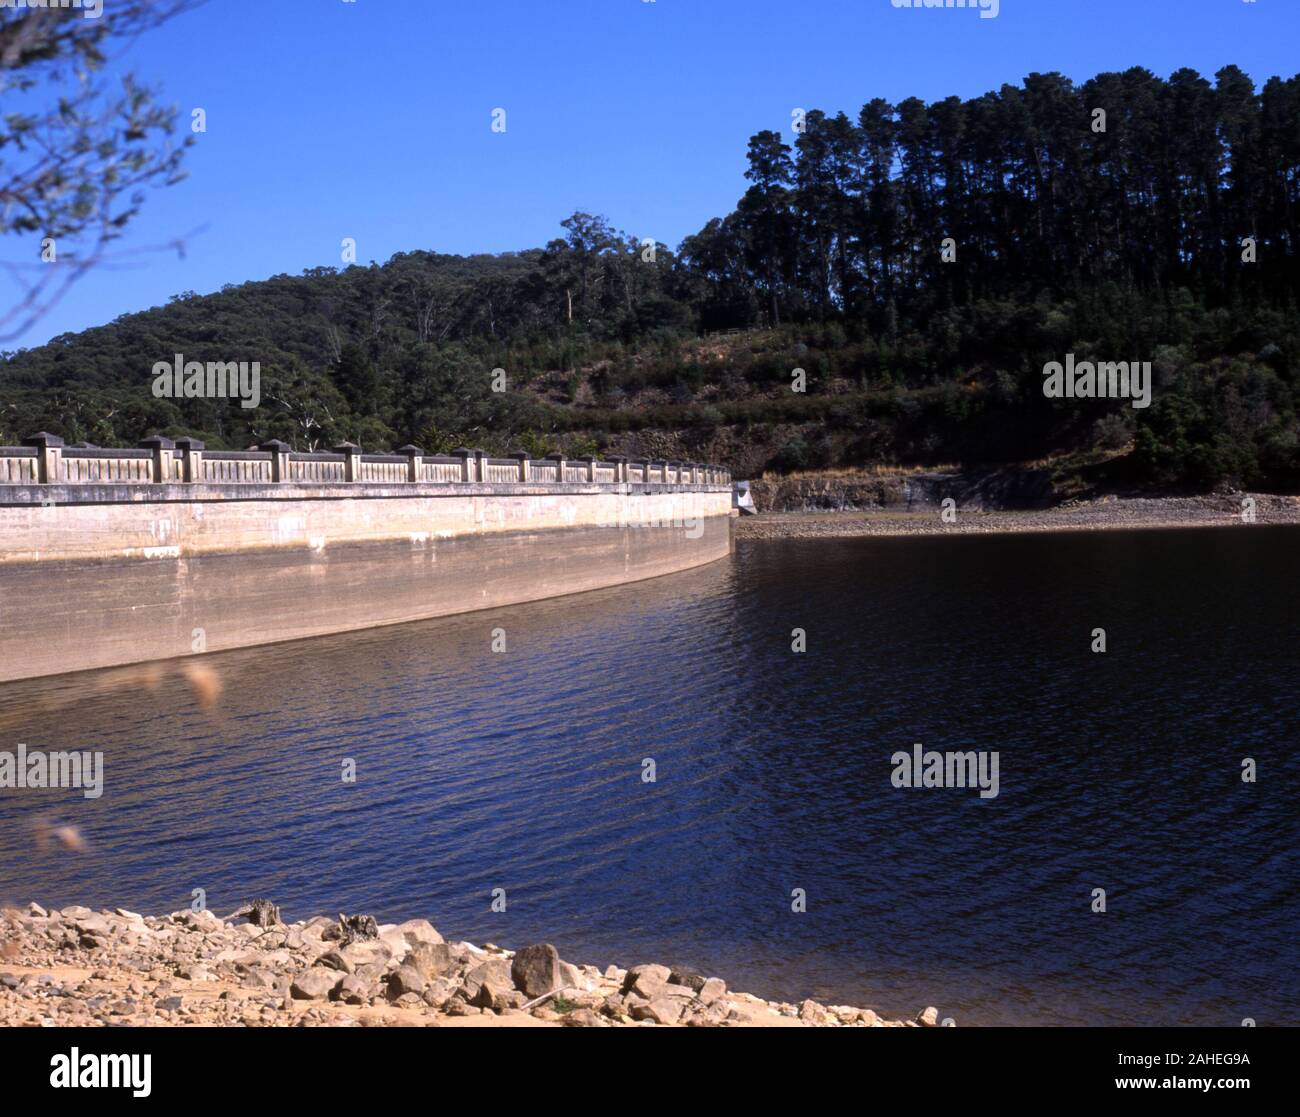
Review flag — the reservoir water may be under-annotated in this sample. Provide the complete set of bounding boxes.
[1,526,1296,1025]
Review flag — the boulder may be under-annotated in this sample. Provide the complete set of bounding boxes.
[798,999,829,1025]
[726,1001,770,1024]
[510,943,561,999]
[631,997,684,1026]
[180,909,222,933]
[697,977,727,1005]
[669,969,707,992]
[558,960,591,992]
[338,941,390,971]
[396,919,443,949]
[916,1006,940,1027]
[621,963,670,1000]
[385,965,427,1000]
[467,960,516,1011]
[421,977,459,1010]
[332,975,374,1005]
[406,942,456,981]
[377,929,410,964]
[685,1001,731,1027]
[314,949,353,974]
[74,914,111,936]
[600,994,627,1018]
[290,970,341,1000]
[240,967,277,990]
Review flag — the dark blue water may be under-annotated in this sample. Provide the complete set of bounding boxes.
[1,526,1297,1026]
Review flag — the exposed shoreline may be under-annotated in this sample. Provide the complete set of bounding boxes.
[735,492,1300,541]
[0,903,938,1028]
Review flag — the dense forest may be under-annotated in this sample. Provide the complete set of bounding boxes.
[2,64,1298,489]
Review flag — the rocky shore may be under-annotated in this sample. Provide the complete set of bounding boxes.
[736,493,1300,541]
[0,903,936,1028]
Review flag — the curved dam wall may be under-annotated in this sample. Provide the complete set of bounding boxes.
[0,441,733,682]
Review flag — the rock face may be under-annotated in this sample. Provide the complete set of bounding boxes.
[511,943,561,1000]
[0,902,927,1029]
[748,468,1055,514]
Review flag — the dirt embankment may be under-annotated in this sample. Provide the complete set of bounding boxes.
[736,492,1300,541]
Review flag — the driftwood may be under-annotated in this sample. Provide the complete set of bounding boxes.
[323,912,378,946]
[219,898,281,927]
[520,984,577,1012]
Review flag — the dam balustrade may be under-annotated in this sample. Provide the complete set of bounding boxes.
[0,434,730,492]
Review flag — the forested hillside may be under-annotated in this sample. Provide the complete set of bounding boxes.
[3,64,1298,489]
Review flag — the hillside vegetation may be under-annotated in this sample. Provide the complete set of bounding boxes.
[2,64,1298,490]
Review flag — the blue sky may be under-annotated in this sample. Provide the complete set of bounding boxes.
[5,0,1297,350]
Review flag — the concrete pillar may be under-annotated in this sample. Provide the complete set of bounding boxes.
[577,455,596,482]
[452,448,473,483]
[470,449,486,483]
[175,437,205,482]
[139,434,175,483]
[259,439,290,482]
[333,441,361,481]
[510,450,530,482]
[546,452,566,483]
[23,432,64,484]
[606,455,626,483]
[397,444,424,483]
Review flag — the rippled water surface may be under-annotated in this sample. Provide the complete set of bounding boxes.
[1,526,1297,1025]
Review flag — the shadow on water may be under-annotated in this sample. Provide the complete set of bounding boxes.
[1,525,1297,1025]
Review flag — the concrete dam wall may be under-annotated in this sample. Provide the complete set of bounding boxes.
[0,436,733,682]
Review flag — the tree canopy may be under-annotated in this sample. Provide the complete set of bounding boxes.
[2,63,1298,490]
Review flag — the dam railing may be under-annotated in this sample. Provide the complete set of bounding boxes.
[0,434,731,488]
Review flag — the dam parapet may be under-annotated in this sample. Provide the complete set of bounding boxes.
[0,435,734,681]
[2,433,730,490]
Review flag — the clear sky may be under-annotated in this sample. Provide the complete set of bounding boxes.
[5,0,1297,350]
